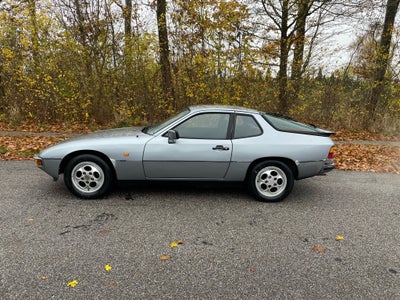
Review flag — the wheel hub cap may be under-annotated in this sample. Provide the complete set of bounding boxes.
[255,166,287,197]
[71,161,104,194]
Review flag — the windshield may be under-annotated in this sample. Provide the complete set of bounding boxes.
[143,108,190,135]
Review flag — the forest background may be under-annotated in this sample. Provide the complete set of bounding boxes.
[1,0,400,133]
[0,0,399,173]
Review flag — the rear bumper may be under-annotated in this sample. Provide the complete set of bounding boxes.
[297,159,335,179]
[320,160,335,174]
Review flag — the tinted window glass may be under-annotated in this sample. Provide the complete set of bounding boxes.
[174,113,230,139]
[234,115,262,138]
[145,108,190,135]
[262,113,319,134]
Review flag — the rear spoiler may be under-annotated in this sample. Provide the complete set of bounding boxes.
[315,128,335,137]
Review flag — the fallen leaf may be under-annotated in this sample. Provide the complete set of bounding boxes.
[336,235,344,241]
[170,242,178,248]
[105,264,112,272]
[160,255,171,261]
[67,279,78,287]
[312,245,327,253]
[98,228,111,235]
[40,275,46,281]
[250,267,256,272]
[177,239,184,245]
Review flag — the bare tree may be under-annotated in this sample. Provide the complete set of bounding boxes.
[260,0,330,114]
[365,0,400,128]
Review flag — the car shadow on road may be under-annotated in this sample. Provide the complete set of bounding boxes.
[46,175,321,204]
[116,180,249,199]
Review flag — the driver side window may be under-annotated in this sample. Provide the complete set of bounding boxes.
[174,113,230,139]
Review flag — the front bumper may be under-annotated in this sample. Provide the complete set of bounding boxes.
[33,155,61,180]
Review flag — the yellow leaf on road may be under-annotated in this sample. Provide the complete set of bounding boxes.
[336,235,344,241]
[170,242,178,248]
[105,264,112,272]
[67,280,78,287]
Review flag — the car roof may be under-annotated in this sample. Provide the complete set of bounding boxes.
[188,105,260,114]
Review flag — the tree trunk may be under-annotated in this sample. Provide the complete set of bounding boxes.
[123,0,133,74]
[277,0,289,114]
[365,0,400,129]
[291,1,309,104]
[73,0,87,47]
[156,0,175,107]
[28,0,39,65]
[0,67,5,98]
[124,0,132,40]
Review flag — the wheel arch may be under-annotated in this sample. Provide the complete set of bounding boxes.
[245,157,299,181]
[59,150,117,180]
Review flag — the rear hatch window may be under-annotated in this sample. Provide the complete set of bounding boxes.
[262,113,333,136]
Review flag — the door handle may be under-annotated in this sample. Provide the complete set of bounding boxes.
[212,145,230,151]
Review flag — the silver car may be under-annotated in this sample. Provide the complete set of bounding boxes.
[34,105,335,202]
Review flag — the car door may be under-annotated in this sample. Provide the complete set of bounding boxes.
[143,113,233,179]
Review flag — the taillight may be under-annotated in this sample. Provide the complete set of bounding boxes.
[327,146,334,159]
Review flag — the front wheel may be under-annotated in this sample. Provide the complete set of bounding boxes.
[248,160,294,202]
[64,154,113,199]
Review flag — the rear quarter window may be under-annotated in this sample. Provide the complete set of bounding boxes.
[234,115,262,138]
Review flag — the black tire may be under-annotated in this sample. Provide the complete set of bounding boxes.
[64,154,113,199]
[248,160,294,202]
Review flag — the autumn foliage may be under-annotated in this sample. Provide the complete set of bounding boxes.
[0,0,399,134]
[335,143,400,174]
[0,1,399,173]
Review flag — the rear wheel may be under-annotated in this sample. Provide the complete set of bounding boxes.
[249,160,294,202]
[64,154,113,199]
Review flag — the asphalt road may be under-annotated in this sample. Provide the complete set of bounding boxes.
[0,161,399,299]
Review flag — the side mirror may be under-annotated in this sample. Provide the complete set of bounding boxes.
[168,130,178,144]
